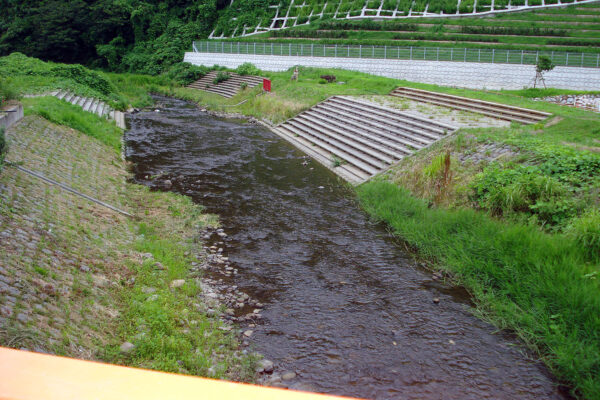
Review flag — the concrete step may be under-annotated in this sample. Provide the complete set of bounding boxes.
[295,114,395,164]
[396,87,551,120]
[63,93,75,103]
[302,110,409,158]
[77,97,88,107]
[332,96,452,134]
[311,105,426,151]
[273,126,368,183]
[391,87,550,124]
[56,90,68,100]
[284,121,381,176]
[329,97,448,139]
[96,102,105,117]
[89,99,100,115]
[82,97,94,112]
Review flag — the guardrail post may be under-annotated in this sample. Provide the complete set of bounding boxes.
[492,48,495,63]
[450,48,453,61]
[536,51,539,64]
[521,50,524,64]
[360,45,362,58]
[222,42,224,53]
[551,51,554,63]
[581,53,584,67]
[372,45,374,58]
[348,45,350,57]
[478,49,481,62]
[436,47,439,61]
[289,43,291,56]
[271,43,273,55]
[566,53,569,66]
[385,45,387,59]
[597,54,599,68]
[335,44,337,57]
[464,48,466,62]
[254,42,256,54]
[424,47,426,60]
[312,43,314,57]
[410,46,412,60]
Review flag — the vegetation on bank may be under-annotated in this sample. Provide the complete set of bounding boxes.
[356,181,599,398]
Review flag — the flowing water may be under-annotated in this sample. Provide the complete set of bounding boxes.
[125,96,567,400]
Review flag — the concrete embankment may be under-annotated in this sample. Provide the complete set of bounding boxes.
[184,51,600,91]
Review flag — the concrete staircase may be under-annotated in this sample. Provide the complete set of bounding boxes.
[272,96,458,184]
[390,87,551,124]
[187,71,264,98]
[52,90,126,129]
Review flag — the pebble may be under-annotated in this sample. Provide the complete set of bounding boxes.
[141,286,157,294]
[153,262,165,270]
[433,297,440,304]
[164,179,172,189]
[243,330,253,337]
[120,342,135,353]
[170,279,185,288]
[257,359,274,373]
[147,294,159,301]
[281,371,297,381]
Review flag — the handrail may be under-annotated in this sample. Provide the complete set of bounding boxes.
[192,40,600,69]
[0,347,358,400]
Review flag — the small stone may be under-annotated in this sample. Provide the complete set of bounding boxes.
[243,330,253,337]
[170,279,185,288]
[120,342,135,353]
[141,286,156,294]
[433,298,440,304]
[79,265,91,273]
[141,253,153,260]
[164,179,172,189]
[258,359,274,373]
[281,371,296,381]
[147,294,159,301]
[153,262,165,270]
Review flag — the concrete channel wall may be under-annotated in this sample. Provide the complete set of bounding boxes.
[0,104,24,130]
[184,52,600,91]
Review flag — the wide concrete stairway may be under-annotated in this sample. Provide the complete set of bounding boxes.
[391,87,551,124]
[273,96,457,184]
[52,90,126,129]
[187,71,264,98]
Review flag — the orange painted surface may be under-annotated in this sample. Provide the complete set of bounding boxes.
[0,347,357,400]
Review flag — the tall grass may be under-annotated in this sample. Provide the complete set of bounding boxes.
[357,180,600,399]
[23,97,122,152]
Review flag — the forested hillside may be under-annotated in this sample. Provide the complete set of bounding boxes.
[0,0,220,74]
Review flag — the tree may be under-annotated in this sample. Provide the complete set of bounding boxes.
[533,55,555,89]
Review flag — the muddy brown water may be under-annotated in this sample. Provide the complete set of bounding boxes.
[125,96,568,400]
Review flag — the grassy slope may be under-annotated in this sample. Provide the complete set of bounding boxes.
[227,3,600,53]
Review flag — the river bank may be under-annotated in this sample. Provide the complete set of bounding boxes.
[0,113,256,380]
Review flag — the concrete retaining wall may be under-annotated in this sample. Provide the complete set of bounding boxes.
[184,52,600,91]
[0,104,24,130]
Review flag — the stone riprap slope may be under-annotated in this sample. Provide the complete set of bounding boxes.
[391,87,552,123]
[0,117,246,374]
[187,72,264,98]
[273,96,457,183]
[212,0,599,38]
[0,116,133,355]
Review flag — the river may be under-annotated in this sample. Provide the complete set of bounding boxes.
[124,96,567,400]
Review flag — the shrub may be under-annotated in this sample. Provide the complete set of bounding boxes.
[166,62,210,86]
[240,82,248,90]
[236,62,260,76]
[567,209,600,261]
[49,64,114,96]
[320,74,336,83]
[213,71,231,84]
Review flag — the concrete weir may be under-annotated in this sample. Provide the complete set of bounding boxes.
[272,96,458,184]
[187,71,264,98]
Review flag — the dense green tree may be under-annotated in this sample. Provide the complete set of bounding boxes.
[0,0,217,73]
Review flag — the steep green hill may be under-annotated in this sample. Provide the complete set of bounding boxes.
[221,2,600,54]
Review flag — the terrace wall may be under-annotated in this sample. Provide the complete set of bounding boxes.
[184,52,600,91]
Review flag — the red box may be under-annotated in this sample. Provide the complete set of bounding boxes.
[263,78,271,92]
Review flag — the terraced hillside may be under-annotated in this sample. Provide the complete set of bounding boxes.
[213,1,600,53]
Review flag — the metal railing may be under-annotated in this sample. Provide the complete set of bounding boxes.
[193,41,600,68]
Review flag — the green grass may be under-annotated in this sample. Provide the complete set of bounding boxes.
[22,97,123,152]
[357,180,600,399]
[104,205,256,379]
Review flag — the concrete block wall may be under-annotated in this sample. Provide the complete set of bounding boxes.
[184,52,600,91]
[0,104,24,130]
